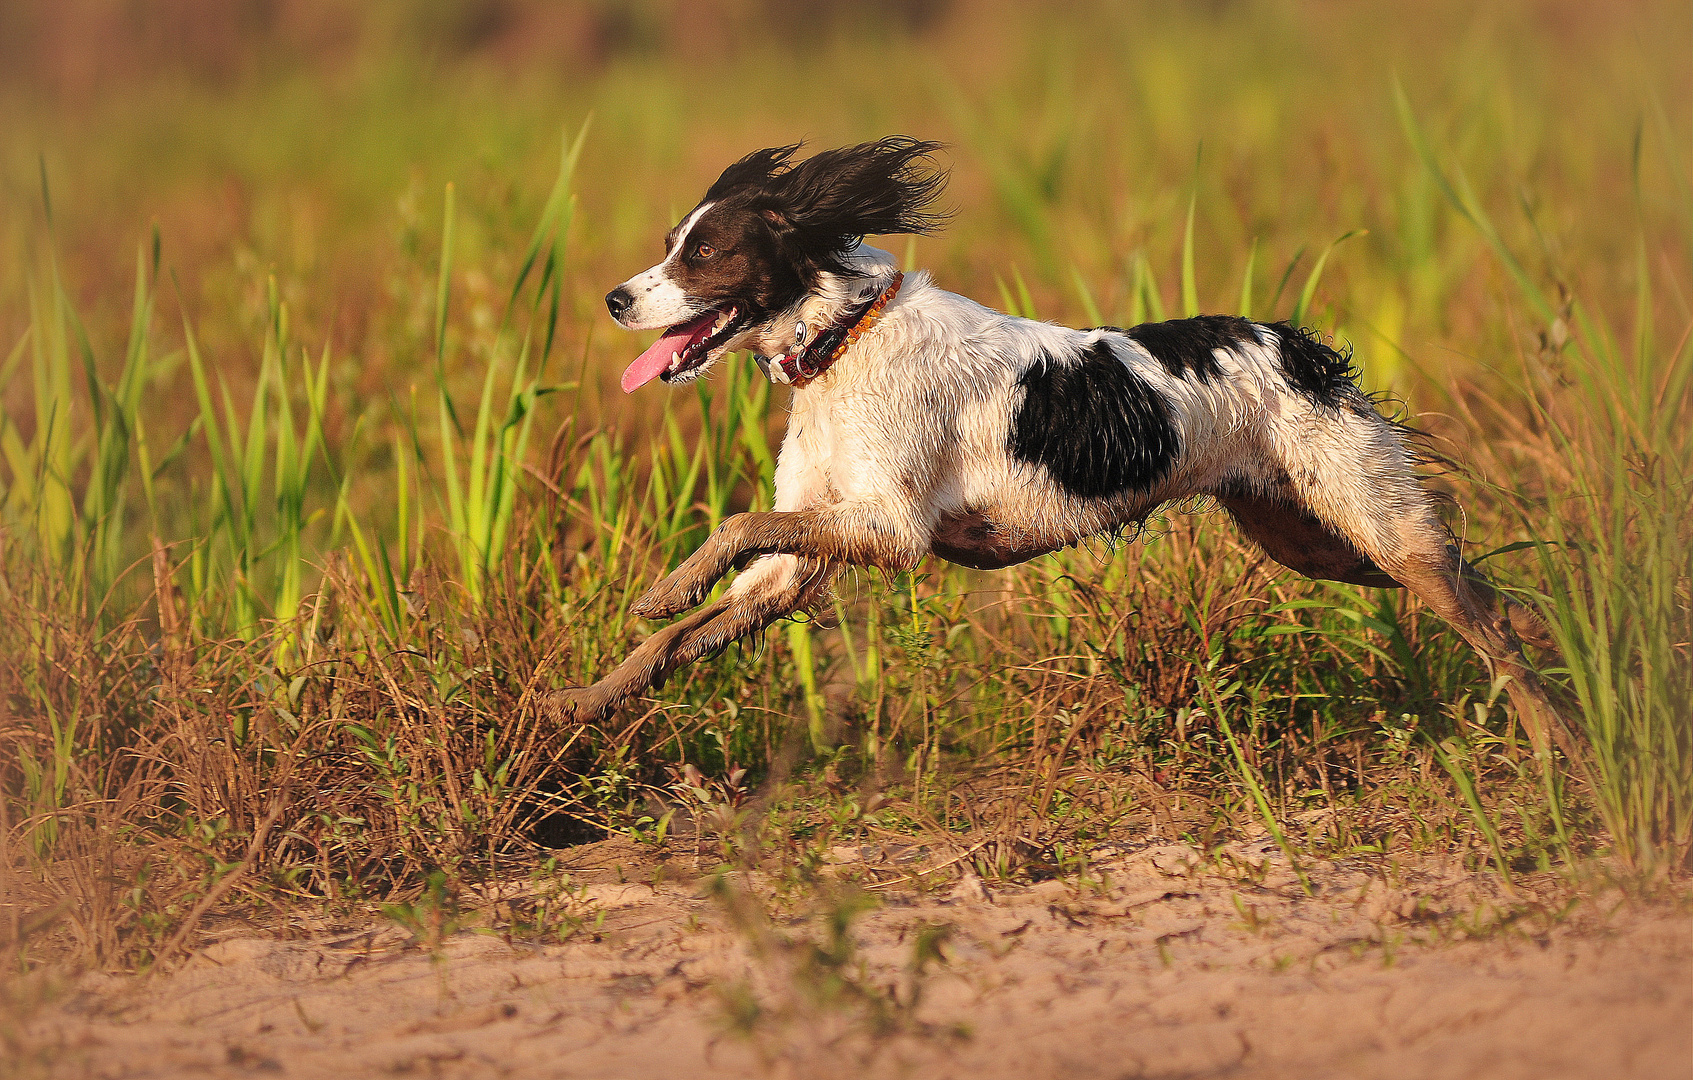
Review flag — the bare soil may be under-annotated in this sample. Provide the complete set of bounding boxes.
[10,839,1692,1080]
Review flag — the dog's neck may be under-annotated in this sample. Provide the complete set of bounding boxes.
[761,272,904,388]
[755,244,902,387]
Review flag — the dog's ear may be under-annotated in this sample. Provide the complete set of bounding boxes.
[769,137,950,268]
[705,143,803,203]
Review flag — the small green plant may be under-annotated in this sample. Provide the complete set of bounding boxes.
[708,875,962,1065]
[380,870,462,952]
[668,761,752,863]
[493,859,601,945]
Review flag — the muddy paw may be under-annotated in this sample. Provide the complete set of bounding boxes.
[540,687,611,726]
[629,580,699,620]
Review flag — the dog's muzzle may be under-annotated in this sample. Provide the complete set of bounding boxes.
[605,287,634,323]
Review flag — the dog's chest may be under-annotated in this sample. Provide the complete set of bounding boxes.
[782,387,897,498]
[777,394,847,506]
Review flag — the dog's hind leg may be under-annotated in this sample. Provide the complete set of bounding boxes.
[1251,397,1570,754]
[1367,541,1570,756]
[1217,487,1404,588]
[548,555,837,725]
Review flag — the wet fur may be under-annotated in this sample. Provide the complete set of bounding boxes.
[566,139,1567,752]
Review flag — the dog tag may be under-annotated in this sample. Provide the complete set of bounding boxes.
[757,354,793,385]
[794,321,808,345]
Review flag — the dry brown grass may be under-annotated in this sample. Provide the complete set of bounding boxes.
[1,0,1688,987]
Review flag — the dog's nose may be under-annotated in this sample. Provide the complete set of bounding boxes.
[605,287,634,322]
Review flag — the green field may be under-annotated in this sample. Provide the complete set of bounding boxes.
[1,0,1689,969]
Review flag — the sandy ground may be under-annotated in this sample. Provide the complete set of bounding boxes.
[11,839,1693,1080]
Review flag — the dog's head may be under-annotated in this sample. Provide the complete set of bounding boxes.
[606,136,948,391]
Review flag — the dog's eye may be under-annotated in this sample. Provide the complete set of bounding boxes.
[693,243,716,259]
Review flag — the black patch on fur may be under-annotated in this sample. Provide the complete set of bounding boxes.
[1010,341,1180,499]
[1122,315,1258,383]
[658,203,810,323]
[703,137,948,276]
[636,138,950,326]
[1266,322,1358,407]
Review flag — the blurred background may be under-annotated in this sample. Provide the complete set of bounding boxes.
[1,0,1687,430]
[2,2,1691,940]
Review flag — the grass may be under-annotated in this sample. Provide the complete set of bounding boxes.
[0,0,1690,974]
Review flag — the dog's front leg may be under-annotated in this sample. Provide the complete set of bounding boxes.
[548,555,836,724]
[631,506,925,620]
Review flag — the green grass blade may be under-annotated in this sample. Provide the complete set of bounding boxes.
[1292,230,1363,327]
[1238,238,1258,320]
[503,117,591,326]
[1071,267,1104,327]
[1132,252,1166,325]
[1393,77,1556,325]
[434,182,464,437]
[1432,738,1514,882]
[1181,179,1199,318]
[1012,264,1037,321]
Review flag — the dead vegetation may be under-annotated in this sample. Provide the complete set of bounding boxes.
[1,5,1690,1076]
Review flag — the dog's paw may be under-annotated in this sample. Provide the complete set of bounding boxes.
[540,687,609,726]
[630,578,700,620]
[1507,603,1559,651]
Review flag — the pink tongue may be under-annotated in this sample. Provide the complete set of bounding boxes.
[620,311,718,392]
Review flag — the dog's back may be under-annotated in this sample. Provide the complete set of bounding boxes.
[567,138,1563,755]
[801,278,1415,586]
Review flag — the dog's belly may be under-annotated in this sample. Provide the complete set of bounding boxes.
[1215,491,1403,588]
[930,509,1070,571]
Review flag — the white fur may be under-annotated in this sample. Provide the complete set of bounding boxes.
[571,203,1561,751]
[750,244,1428,574]
[613,202,714,330]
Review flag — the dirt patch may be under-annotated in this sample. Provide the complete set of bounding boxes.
[11,841,1692,1080]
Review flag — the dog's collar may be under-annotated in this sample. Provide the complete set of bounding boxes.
[759,272,904,389]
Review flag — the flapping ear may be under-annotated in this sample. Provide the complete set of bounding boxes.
[704,143,803,203]
[769,137,950,267]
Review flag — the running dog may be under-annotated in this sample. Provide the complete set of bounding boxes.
[556,137,1562,748]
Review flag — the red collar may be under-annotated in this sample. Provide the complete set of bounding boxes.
[766,272,904,389]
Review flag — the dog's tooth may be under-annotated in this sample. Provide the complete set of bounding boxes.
[671,351,681,365]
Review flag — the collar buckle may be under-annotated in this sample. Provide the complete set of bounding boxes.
[773,272,904,390]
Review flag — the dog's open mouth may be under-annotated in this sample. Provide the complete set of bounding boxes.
[620,305,752,392]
